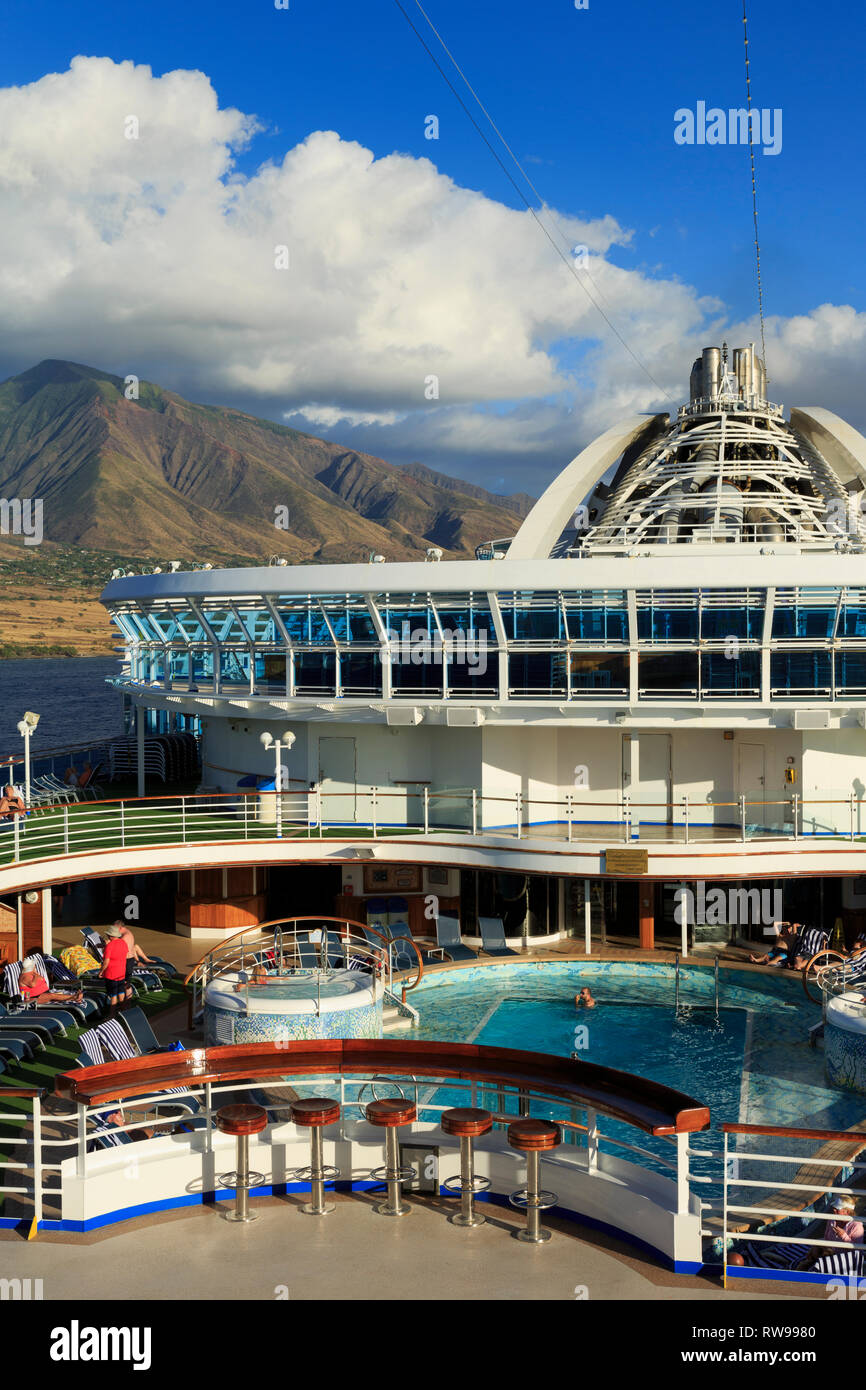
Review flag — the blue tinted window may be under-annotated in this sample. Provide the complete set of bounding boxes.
[508,652,567,695]
[638,652,699,693]
[701,651,761,692]
[191,649,214,682]
[254,653,287,688]
[170,650,190,680]
[294,651,336,693]
[566,608,628,642]
[700,607,764,641]
[835,651,866,692]
[391,656,443,695]
[637,606,698,642]
[770,650,832,693]
[434,604,497,641]
[569,653,629,692]
[340,652,382,694]
[840,603,866,638]
[772,606,836,639]
[278,603,332,645]
[323,604,377,644]
[219,651,250,684]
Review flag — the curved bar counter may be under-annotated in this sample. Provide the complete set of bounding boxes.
[52,1039,710,1271]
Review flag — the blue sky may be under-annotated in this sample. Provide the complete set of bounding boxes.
[0,0,863,494]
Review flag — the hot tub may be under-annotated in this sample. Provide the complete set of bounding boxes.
[204,969,384,1046]
[825,991,866,1094]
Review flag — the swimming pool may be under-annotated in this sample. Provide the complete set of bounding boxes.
[410,961,866,1137]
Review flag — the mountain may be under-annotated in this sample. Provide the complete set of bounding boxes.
[0,360,533,563]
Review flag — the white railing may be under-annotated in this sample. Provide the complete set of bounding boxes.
[2,785,866,875]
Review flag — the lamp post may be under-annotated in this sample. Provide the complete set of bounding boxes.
[260,730,296,838]
[16,711,40,804]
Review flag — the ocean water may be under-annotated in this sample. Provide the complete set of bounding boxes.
[0,656,124,761]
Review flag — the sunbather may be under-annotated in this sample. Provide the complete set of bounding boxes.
[0,784,26,821]
[750,923,797,965]
[19,956,83,1006]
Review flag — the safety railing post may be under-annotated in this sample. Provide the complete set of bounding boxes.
[423,787,429,835]
[676,1132,690,1214]
[63,803,69,855]
[471,788,477,836]
[792,791,799,840]
[244,793,249,840]
[371,786,377,838]
[516,790,523,839]
[739,794,746,842]
[316,786,322,838]
[586,1106,598,1171]
[567,791,573,844]
[13,814,19,862]
[851,793,856,842]
[76,1103,87,1179]
[181,796,187,844]
[682,794,689,845]
[120,800,125,849]
[204,1082,213,1154]
[623,794,631,842]
[32,1092,43,1229]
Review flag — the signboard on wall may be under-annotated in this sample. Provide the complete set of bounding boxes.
[362,864,423,893]
[604,848,649,875]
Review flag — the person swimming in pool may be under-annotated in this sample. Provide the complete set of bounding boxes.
[575,987,597,1009]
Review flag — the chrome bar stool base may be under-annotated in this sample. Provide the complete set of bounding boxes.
[290,1097,341,1217]
[215,1104,269,1224]
[441,1108,493,1228]
[366,1098,417,1218]
[507,1119,561,1245]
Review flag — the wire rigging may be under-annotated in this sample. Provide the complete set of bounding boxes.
[742,0,769,383]
[391,0,674,402]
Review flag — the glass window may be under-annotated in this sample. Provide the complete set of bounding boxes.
[190,649,214,684]
[254,653,287,690]
[203,608,247,643]
[569,653,629,693]
[433,600,497,643]
[340,651,382,695]
[169,650,190,681]
[701,650,761,694]
[219,650,250,685]
[277,599,333,646]
[293,651,336,694]
[771,588,838,639]
[500,593,566,642]
[770,650,832,695]
[637,652,699,695]
[508,652,567,696]
[636,595,698,643]
[322,601,377,644]
[835,651,866,694]
[237,608,280,643]
[700,605,764,641]
[839,590,866,638]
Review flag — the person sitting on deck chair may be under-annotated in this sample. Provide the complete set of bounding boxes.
[797,1196,864,1269]
[100,924,131,1009]
[793,924,831,971]
[750,923,797,966]
[19,956,84,1006]
[0,785,26,821]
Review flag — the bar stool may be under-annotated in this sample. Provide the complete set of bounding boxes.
[507,1118,561,1244]
[366,1097,416,1217]
[215,1104,268,1223]
[441,1107,492,1228]
[290,1097,341,1216]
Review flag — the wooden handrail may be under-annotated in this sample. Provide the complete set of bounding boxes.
[55,1038,711,1136]
[723,1122,866,1142]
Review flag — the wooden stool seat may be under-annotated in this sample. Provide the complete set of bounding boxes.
[442,1107,493,1139]
[366,1097,417,1128]
[291,1097,341,1128]
[507,1119,561,1152]
[216,1103,268,1137]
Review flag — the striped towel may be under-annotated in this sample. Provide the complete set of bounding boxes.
[79,1019,137,1065]
[738,1240,810,1270]
[797,928,830,959]
[812,1248,864,1276]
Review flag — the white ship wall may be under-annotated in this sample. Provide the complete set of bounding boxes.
[802,729,866,834]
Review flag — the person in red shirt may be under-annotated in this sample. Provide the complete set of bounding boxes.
[100,924,131,1008]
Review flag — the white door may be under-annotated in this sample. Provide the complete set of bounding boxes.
[738,743,765,801]
[630,733,672,826]
[318,737,357,823]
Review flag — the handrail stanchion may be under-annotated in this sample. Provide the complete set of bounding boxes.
[120,800,125,848]
[204,1082,213,1153]
[371,785,377,838]
[316,786,322,838]
[471,789,477,836]
[586,1106,598,1172]
[676,1132,690,1215]
[682,794,689,845]
[32,1092,43,1231]
[423,787,429,835]
[623,794,631,842]
[516,790,522,839]
[63,804,69,855]
[567,791,573,844]
[181,796,187,843]
[13,814,19,862]
[851,793,856,842]
[792,791,799,840]
[76,1103,87,1179]
[739,794,746,842]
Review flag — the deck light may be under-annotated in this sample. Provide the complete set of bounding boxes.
[16,711,40,804]
[260,730,296,837]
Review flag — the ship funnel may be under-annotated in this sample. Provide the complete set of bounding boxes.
[702,346,722,400]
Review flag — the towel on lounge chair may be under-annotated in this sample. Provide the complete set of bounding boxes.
[812,1248,865,1276]
[797,927,830,960]
[79,1018,138,1066]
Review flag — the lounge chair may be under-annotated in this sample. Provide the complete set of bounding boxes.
[435,914,477,962]
[478,916,519,957]
[294,935,321,970]
[117,1005,177,1057]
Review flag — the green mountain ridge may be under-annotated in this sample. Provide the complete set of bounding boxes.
[0,360,534,564]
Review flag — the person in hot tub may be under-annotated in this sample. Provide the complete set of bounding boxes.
[575,986,597,1009]
[234,963,269,992]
